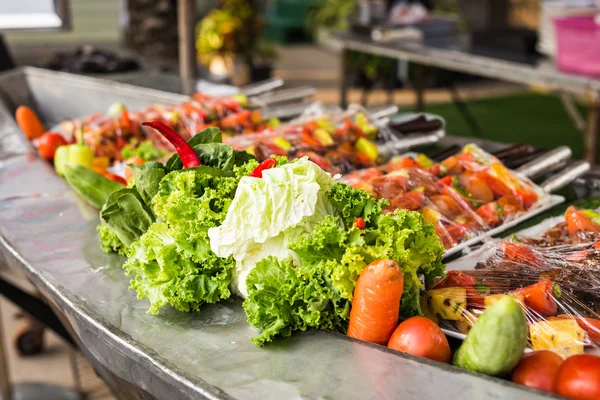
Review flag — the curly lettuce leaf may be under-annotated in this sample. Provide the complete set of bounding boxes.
[327,182,386,227]
[121,140,168,162]
[125,222,233,314]
[123,161,256,314]
[97,221,128,256]
[243,256,348,346]
[244,184,445,344]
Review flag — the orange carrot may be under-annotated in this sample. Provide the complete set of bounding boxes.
[347,259,404,345]
[15,106,45,140]
[124,156,145,185]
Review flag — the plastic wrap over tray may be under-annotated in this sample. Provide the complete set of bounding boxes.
[440,206,600,357]
[53,92,273,162]
[224,103,396,174]
[340,144,562,255]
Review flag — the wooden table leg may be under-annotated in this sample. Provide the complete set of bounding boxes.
[177,0,197,95]
[413,65,426,112]
[584,102,600,164]
[339,47,349,109]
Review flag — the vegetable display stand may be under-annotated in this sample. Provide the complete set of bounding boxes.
[0,67,589,399]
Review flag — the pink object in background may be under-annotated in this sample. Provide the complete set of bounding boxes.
[553,15,600,77]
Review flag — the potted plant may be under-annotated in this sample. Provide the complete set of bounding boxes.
[197,0,278,83]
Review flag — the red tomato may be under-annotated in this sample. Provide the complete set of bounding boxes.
[555,355,600,400]
[353,217,366,230]
[388,316,451,363]
[511,280,557,316]
[37,132,67,160]
[511,351,563,393]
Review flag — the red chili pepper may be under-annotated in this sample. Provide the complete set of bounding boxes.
[142,121,201,168]
[354,217,366,230]
[250,158,277,178]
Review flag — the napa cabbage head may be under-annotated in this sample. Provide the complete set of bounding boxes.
[208,157,339,297]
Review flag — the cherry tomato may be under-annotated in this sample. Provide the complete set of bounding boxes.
[388,316,451,363]
[511,280,557,316]
[555,355,600,400]
[511,351,563,393]
[37,132,67,161]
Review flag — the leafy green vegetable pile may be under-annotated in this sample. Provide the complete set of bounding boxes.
[95,127,445,345]
[121,139,169,162]
[98,128,257,313]
[240,184,445,345]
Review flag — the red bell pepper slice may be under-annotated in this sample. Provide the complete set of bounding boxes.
[142,121,201,168]
[250,158,277,178]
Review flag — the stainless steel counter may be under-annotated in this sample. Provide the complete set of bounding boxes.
[0,67,559,399]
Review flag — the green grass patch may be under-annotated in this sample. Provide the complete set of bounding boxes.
[412,92,588,160]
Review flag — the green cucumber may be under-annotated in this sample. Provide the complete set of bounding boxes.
[63,164,123,209]
[453,295,527,376]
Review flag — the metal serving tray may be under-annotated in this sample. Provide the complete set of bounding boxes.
[0,68,555,399]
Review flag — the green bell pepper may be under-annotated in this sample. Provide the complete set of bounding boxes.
[54,144,94,176]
